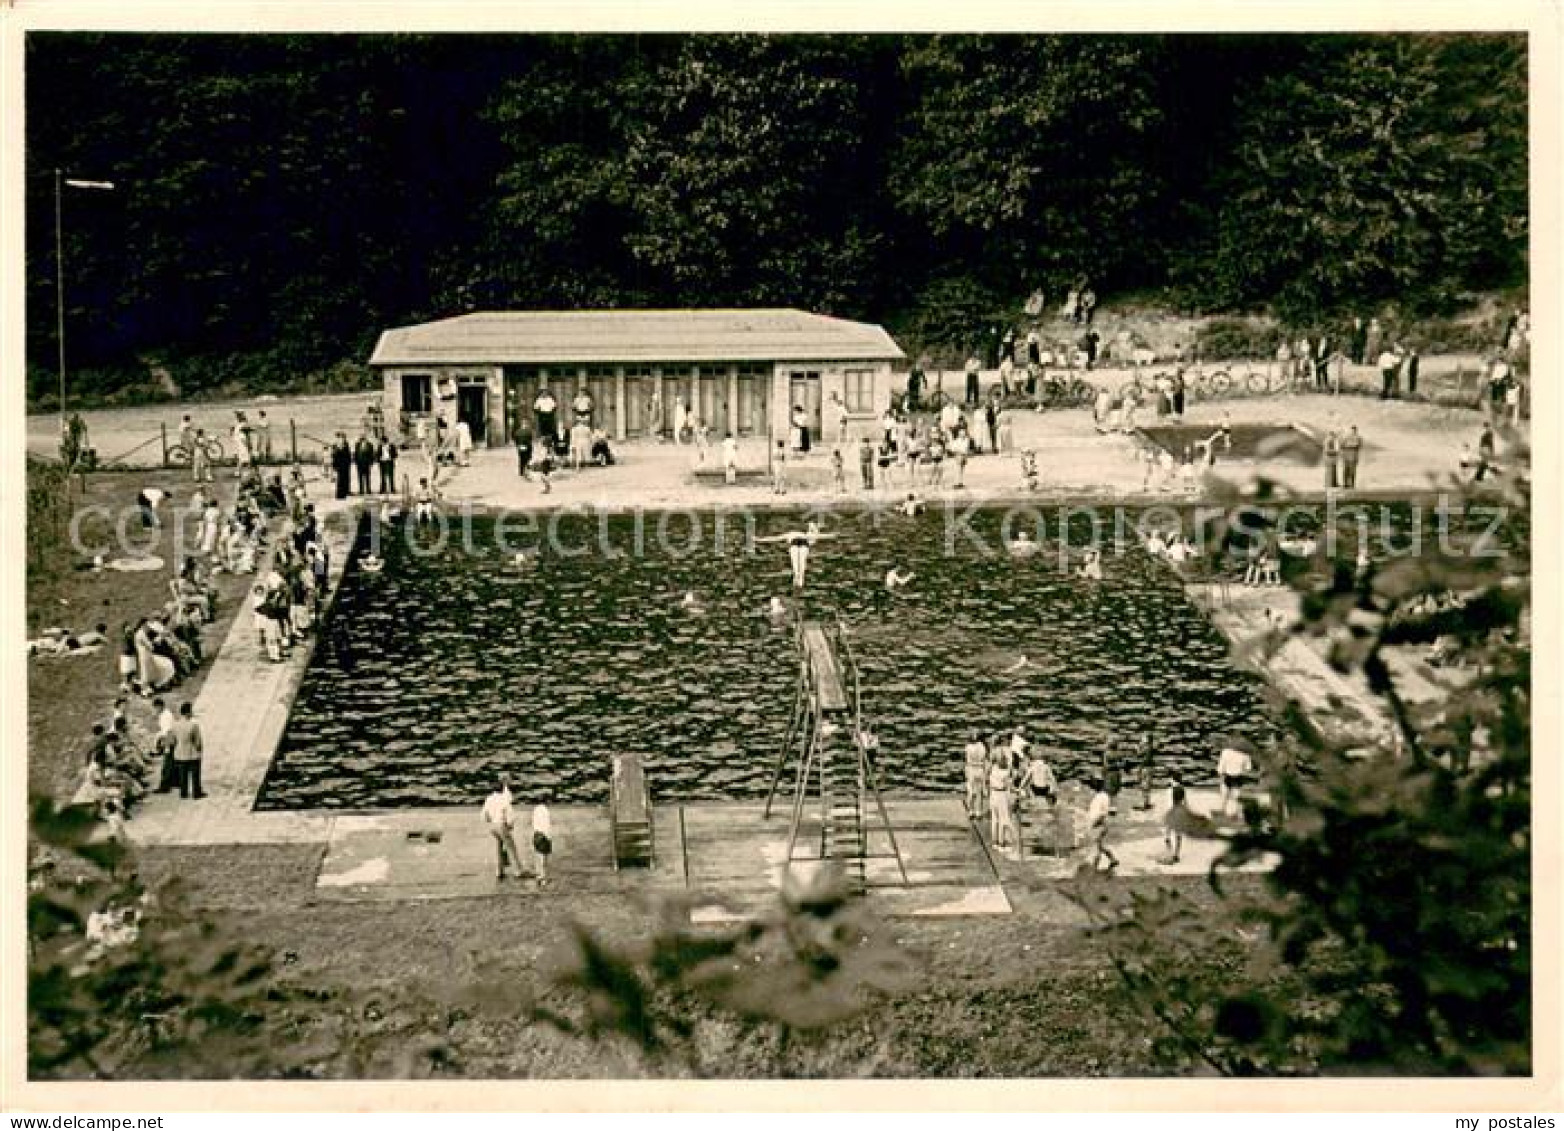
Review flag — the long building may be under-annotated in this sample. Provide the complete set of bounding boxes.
[368,308,906,446]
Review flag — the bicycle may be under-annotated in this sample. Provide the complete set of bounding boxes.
[166,434,226,468]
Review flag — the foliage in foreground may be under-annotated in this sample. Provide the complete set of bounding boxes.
[1074,447,1531,1074]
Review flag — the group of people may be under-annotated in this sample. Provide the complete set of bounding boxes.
[328,431,400,500]
[250,504,331,663]
[962,729,1253,870]
[82,696,207,818]
[482,776,553,884]
[1317,425,1366,490]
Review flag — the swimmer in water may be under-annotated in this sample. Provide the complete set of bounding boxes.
[513,550,535,569]
[755,520,836,590]
[767,596,788,621]
[1008,530,1040,556]
[885,566,915,593]
[1079,548,1103,580]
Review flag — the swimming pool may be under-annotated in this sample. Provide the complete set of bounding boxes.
[255,502,1307,809]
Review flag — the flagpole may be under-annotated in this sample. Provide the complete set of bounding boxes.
[54,168,65,440]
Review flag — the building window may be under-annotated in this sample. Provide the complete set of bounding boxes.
[401,374,433,414]
[843,368,875,413]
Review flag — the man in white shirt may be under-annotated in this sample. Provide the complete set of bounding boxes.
[482,778,523,881]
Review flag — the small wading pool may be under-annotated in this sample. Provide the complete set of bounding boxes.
[255,501,1520,810]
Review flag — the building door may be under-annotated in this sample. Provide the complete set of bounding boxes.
[737,366,769,436]
[623,368,652,436]
[586,368,617,437]
[457,383,488,444]
[696,368,726,434]
[788,371,823,438]
[503,368,541,438]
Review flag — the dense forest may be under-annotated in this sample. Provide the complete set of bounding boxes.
[24,32,1527,405]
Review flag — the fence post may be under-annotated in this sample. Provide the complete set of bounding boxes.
[160,421,168,467]
[290,419,298,466]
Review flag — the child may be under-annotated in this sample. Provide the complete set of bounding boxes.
[529,446,553,495]
[531,802,553,887]
[831,447,846,493]
[1020,450,1040,492]
[722,435,740,485]
[771,441,788,495]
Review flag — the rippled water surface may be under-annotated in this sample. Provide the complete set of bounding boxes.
[257,501,1520,809]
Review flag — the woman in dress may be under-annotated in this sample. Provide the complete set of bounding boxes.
[970,405,993,454]
[133,620,176,692]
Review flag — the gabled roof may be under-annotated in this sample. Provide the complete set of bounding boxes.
[368,309,904,367]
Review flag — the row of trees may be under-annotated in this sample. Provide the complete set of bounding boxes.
[25,33,1526,401]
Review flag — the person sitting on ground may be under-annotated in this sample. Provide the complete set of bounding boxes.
[901,492,925,517]
[590,429,615,467]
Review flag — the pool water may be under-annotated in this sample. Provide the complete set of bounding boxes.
[257,504,1297,810]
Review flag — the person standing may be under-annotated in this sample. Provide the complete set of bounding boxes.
[170,702,205,800]
[482,777,524,881]
[191,428,214,485]
[771,440,789,495]
[1322,429,1341,490]
[831,447,846,493]
[1216,743,1253,818]
[454,418,473,467]
[1086,778,1117,871]
[331,434,353,500]
[1378,345,1402,399]
[513,425,533,478]
[353,434,376,494]
[987,750,1016,851]
[533,388,558,446]
[1475,422,1497,481]
[232,412,253,478]
[572,388,594,427]
[1404,348,1420,398]
[832,391,851,442]
[1340,425,1363,489]
[964,355,981,407]
[1349,317,1367,365]
[858,435,875,490]
[791,404,812,453]
[1363,317,1383,366]
[963,731,989,819]
[531,802,553,886]
[904,368,923,413]
[672,396,689,445]
[647,385,664,442]
[377,436,398,494]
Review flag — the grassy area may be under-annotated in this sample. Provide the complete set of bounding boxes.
[25,466,264,801]
[126,841,1262,1078]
